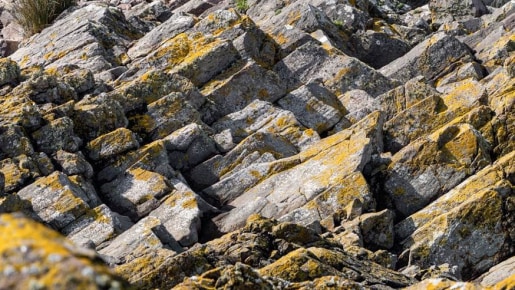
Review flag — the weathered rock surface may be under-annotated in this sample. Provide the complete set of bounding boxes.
[379,32,475,83]
[0,213,129,289]
[213,111,384,233]
[0,0,513,289]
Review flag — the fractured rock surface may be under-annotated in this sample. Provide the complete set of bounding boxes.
[0,0,514,289]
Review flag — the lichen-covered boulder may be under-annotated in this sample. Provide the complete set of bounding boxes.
[188,131,298,191]
[164,123,218,170]
[338,89,380,124]
[383,79,487,152]
[0,94,42,130]
[16,171,101,230]
[62,204,133,249]
[100,167,173,221]
[384,123,492,217]
[274,41,397,96]
[258,246,413,287]
[127,30,240,87]
[31,117,82,154]
[0,213,129,289]
[11,72,77,105]
[127,13,196,59]
[72,95,128,142]
[213,111,384,233]
[377,76,441,121]
[379,32,475,83]
[174,262,286,289]
[277,82,345,134]
[0,157,34,193]
[54,150,94,178]
[200,61,287,124]
[351,31,412,69]
[144,92,205,140]
[211,99,319,152]
[98,215,181,264]
[358,209,395,250]
[396,151,514,279]
[279,172,375,231]
[0,124,34,158]
[86,128,139,161]
[429,0,489,27]
[97,140,175,182]
[10,3,140,75]
[149,179,217,246]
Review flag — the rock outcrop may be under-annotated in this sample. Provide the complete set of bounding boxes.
[0,0,514,289]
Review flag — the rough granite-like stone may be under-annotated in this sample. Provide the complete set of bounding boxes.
[100,167,174,221]
[278,82,345,134]
[86,128,139,160]
[11,3,139,75]
[213,111,384,233]
[62,204,133,249]
[0,213,129,290]
[384,123,492,217]
[274,41,397,97]
[379,33,475,83]
[17,171,101,230]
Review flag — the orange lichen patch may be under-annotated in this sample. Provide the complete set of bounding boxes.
[372,18,385,32]
[181,197,198,209]
[129,167,171,194]
[179,38,222,67]
[441,79,485,111]
[275,115,290,127]
[0,214,125,289]
[489,274,515,290]
[80,206,112,225]
[151,33,191,67]
[287,10,301,25]
[250,170,262,179]
[272,32,289,45]
[0,160,28,192]
[0,215,69,266]
[113,249,173,284]
[129,115,156,134]
[43,51,54,60]
[20,55,30,66]
[45,66,58,75]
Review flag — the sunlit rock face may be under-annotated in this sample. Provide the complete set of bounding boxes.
[0,0,514,289]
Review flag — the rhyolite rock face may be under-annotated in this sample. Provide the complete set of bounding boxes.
[0,0,514,289]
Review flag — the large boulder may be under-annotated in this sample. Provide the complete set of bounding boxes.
[16,171,100,230]
[210,99,319,152]
[0,213,129,289]
[213,111,384,233]
[10,3,140,75]
[379,32,475,83]
[277,82,345,134]
[274,41,398,96]
[384,123,492,217]
[100,167,174,221]
[200,61,287,124]
[395,152,514,279]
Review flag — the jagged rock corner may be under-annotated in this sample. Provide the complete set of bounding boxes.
[0,0,514,289]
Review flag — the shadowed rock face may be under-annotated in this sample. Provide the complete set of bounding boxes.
[0,0,514,289]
